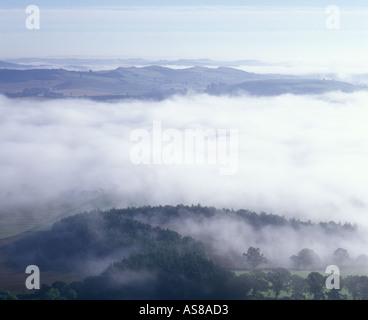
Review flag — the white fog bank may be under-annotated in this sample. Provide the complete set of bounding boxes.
[1,91,368,238]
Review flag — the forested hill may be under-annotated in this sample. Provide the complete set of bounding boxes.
[3,211,233,299]
[1,205,366,300]
[3,205,357,273]
[0,66,363,100]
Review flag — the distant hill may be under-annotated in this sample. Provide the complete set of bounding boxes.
[3,57,265,69]
[0,60,30,70]
[0,66,364,100]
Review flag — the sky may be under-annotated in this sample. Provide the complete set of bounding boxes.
[2,1,368,8]
[1,1,368,68]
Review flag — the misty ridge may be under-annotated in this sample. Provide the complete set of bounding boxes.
[110,205,364,269]
[5,205,362,273]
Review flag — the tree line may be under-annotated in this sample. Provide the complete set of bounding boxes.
[4,267,368,300]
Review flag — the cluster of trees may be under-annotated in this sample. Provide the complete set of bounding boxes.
[232,269,340,300]
[242,247,268,269]
[243,246,368,270]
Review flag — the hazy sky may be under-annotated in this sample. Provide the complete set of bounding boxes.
[1,1,368,68]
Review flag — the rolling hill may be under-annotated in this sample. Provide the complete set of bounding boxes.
[0,66,363,100]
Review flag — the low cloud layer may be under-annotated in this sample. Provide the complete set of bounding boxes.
[1,91,368,238]
[163,208,368,268]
